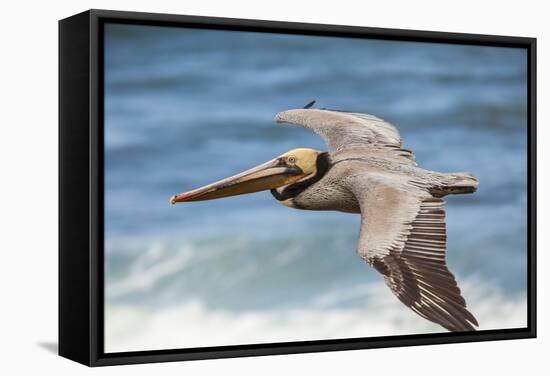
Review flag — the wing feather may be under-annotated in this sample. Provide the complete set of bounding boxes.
[275,108,416,164]
[347,177,478,332]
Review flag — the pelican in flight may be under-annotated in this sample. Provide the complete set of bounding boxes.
[171,102,479,332]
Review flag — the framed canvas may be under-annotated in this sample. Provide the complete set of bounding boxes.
[58,9,536,366]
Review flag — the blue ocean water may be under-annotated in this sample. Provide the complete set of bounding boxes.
[103,23,528,351]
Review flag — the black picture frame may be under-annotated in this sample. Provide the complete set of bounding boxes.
[59,8,537,367]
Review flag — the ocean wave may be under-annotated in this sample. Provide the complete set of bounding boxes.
[104,276,526,353]
[106,244,194,298]
[104,195,527,308]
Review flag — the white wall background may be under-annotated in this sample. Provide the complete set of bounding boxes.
[0,0,546,374]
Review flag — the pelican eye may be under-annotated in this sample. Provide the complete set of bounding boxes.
[287,156,296,164]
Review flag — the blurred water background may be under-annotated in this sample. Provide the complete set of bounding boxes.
[103,23,528,352]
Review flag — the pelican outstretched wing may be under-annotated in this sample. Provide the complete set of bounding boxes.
[275,108,416,164]
[346,175,478,332]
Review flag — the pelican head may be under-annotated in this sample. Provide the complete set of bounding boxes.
[170,148,321,204]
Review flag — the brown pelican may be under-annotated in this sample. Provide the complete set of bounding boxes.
[171,104,479,332]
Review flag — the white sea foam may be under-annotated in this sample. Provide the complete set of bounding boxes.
[107,244,194,298]
[104,276,526,353]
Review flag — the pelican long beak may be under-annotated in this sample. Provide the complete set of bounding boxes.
[170,158,303,204]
